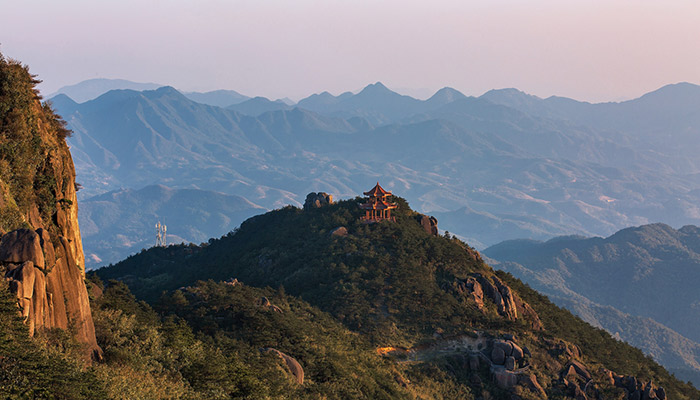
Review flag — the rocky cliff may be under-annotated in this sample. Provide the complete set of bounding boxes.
[0,53,100,359]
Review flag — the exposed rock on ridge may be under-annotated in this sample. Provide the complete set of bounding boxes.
[0,57,99,360]
[1,228,99,359]
[450,272,543,330]
[416,214,439,236]
[304,192,333,209]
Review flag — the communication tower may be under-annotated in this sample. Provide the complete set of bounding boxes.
[155,221,167,247]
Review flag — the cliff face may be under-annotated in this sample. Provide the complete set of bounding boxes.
[0,54,99,359]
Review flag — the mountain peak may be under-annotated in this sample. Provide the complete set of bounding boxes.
[636,82,700,104]
[481,88,541,101]
[50,78,163,103]
[426,87,467,105]
[358,81,395,95]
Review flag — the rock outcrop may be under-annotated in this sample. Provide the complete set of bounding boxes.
[453,276,485,309]
[416,214,438,236]
[1,227,101,360]
[609,373,666,400]
[0,70,99,360]
[450,273,543,328]
[258,296,283,313]
[330,226,348,237]
[303,192,333,209]
[472,274,518,320]
[262,348,304,384]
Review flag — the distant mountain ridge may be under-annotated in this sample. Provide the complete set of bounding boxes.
[52,80,700,262]
[50,78,163,103]
[51,78,252,108]
[484,222,700,386]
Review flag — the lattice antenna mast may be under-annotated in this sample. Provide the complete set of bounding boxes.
[155,221,167,247]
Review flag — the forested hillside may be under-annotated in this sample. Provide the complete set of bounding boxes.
[98,197,699,399]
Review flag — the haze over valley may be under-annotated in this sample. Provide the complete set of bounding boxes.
[50,79,700,268]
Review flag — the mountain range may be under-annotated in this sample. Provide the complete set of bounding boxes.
[50,80,700,260]
[6,53,700,398]
[484,223,700,386]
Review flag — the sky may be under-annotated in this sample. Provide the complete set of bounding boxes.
[1,0,699,102]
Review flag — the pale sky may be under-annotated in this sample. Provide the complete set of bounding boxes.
[1,0,699,102]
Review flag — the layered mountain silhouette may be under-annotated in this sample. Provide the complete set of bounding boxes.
[484,223,700,386]
[51,78,251,108]
[227,96,292,116]
[182,89,250,107]
[49,78,163,103]
[51,81,700,267]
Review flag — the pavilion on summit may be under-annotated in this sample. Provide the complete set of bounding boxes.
[360,182,398,222]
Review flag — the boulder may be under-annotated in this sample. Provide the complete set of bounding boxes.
[493,368,518,389]
[259,296,271,307]
[505,356,515,371]
[258,296,283,313]
[492,276,518,320]
[457,277,484,309]
[416,214,438,236]
[511,343,524,360]
[563,365,578,379]
[570,360,591,380]
[657,387,666,400]
[263,348,304,384]
[304,192,333,209]
[519,374,546,398]
[602,369,615,385]
[330,226,348,237]
[624,376,639,393]
[491,346,506,365]
[473,274,518,320]
[494,340,513,357]
[514,295,544,331]
[269,305,284,313]
[643,381,659,400]
[0,229,45,269]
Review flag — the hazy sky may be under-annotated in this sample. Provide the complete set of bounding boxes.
[1,0,699,102]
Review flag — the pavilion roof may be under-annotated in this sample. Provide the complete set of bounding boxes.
[360,200,397,210]
[363,182,392,197]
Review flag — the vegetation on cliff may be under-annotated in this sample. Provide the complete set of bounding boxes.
[0,279,105,398]
[0,53,72,235]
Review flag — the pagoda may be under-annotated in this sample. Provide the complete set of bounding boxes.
[360,182,398,222]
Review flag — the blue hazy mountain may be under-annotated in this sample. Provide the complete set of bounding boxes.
[79,184,264,268]
[50,78,164,103]
[484,223,700,386]
[182,89,250,107]
[51,78,253,108]
[226,96,292,116]
[52,82,700,257]
[297,82,426,125]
